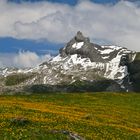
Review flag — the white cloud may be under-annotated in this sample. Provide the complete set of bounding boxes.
[0,0,140,51]
[0,53,16,67]
[0,52,52,68]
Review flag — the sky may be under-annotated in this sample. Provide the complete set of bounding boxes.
[0,0,140,68]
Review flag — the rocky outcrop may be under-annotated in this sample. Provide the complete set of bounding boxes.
[129,52,140,92]
[60,31,104,62]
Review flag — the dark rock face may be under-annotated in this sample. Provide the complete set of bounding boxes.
[75,31,86,42]
[60,31,104,62]
[119,54,129,66]
[129,53,140,92]
[24,80,123,93]
[106,82,124,92]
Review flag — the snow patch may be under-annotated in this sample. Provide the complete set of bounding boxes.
[43,76,47,84]
[132,53,137,61]
[100,49,114,54]
[102,56,110,59]
[72,42,84,50]
[52,55,62,62]
[99,46,122,54]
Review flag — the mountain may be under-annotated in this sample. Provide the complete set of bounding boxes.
[0,31,140,93]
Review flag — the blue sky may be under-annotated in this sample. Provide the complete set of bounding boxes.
[1,0,119,56]
[0,37,62,55]
[8,0,119,4]
[0,0,140,67]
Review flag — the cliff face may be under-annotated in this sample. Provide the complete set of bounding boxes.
[0,31,139,93]
[129,52,140,92]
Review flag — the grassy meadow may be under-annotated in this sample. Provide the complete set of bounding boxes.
[0,92,140,140]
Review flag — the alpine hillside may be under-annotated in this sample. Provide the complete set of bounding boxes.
[0,31,140,93]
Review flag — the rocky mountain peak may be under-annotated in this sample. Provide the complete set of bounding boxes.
[74,31,89,43]
[59,31,102,62]
[59,31,136,65]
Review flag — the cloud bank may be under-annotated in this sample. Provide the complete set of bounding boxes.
[0,0,140,51]
[0,51,52,68]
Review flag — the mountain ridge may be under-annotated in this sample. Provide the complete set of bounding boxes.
[0,31,140,93]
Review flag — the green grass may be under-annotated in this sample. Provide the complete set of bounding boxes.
[5,73,35,86]
[135,52,140,61]
[0,92,140,140]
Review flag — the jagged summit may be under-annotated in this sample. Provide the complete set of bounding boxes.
[60,31,103,62]
[74,31,89,42]
[59,31,134,63]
